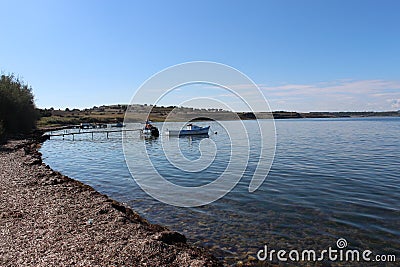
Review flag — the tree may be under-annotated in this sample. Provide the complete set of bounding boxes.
[0,74,38,141]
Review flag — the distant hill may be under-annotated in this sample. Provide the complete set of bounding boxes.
[37,104,400,128]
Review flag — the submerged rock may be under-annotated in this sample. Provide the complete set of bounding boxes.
[153,230,187,245]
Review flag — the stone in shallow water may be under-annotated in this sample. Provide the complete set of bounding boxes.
[153,231,187,245]
[247,255,256,261]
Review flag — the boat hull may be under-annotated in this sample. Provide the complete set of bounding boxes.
[167,126,210,136]
[140,127,160,137]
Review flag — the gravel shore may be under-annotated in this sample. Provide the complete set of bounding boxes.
[0,137,221,266]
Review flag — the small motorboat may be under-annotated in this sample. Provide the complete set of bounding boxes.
[167,124,210,136]
[140,120,159,137]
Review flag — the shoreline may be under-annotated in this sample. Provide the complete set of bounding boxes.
[0,133,221,266]
[38,105,400,128]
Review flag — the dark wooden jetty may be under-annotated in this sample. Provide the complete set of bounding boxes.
[44,129,141,140]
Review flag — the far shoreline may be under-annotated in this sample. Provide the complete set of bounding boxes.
[37,104,400,128]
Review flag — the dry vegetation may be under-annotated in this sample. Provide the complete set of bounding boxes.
[37,104,400,129]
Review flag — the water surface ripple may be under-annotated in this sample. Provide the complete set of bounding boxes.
[40,118,400,262]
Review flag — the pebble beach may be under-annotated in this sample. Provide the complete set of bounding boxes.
[0,136,221,266]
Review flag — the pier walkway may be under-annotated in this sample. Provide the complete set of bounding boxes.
[44,129,141,140]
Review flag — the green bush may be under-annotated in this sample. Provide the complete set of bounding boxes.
[0,74,37,140]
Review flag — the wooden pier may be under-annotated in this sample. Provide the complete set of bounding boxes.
[45,129,141,141]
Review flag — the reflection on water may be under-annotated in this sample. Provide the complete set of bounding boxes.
[40,118,400,263]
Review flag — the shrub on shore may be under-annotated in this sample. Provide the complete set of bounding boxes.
[0,74,38,142]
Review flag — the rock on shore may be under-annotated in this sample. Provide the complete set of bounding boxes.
[0,138,221,266]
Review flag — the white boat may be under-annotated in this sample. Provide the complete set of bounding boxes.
[167,124,210,136]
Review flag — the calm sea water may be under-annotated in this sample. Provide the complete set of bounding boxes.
[40,117,400,263]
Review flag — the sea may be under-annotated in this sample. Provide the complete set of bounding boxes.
[40,117,400,263]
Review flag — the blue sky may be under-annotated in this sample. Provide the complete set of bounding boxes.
[1,0,399,111]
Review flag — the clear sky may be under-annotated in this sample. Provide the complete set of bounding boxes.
[1,0,399,112]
